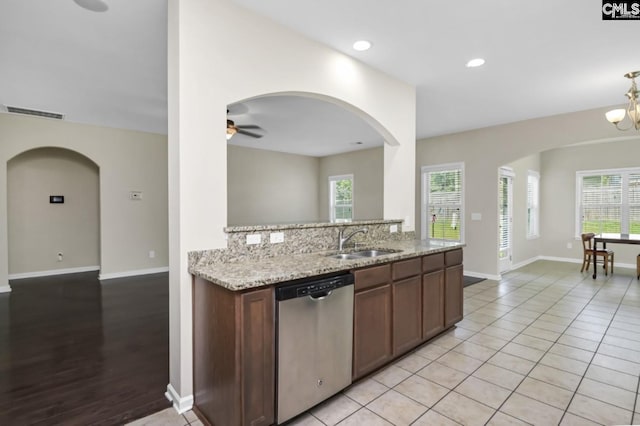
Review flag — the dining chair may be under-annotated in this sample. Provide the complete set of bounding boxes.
[580,233,614,275]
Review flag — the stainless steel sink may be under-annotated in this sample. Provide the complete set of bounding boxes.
[329,253,360,260]
[326,249,401,260]
[351,249,394,257]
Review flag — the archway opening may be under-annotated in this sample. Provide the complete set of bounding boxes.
[7,147,100,278]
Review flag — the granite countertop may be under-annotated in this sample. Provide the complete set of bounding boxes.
[190,239,465,291]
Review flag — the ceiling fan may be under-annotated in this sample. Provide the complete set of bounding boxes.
[226,111,263,140]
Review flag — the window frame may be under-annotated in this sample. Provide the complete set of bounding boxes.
[421,162,465,242]
[526,170,540,239]
[575,166,640,237]
[329,174,354,223]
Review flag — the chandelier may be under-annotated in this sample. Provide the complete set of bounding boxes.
[605,71,640,131]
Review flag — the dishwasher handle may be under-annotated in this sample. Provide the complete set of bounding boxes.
[308,290,332,300]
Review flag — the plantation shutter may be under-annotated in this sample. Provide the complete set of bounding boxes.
[527,173,539,237]
[629,173,640,234]
[581,174,622,234]
[499,176,510,254]
[427,168,462,241]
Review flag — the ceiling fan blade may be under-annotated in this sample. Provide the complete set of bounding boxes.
[236,124,262,130]
[237,128,263,138]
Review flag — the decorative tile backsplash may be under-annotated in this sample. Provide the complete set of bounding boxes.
[188,220,414,270]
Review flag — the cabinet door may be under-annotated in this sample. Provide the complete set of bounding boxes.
[353,284,392,380]
[241,288,275,426]
[392,276,422,356]
[422,270,444,340]
[444,264,463,327]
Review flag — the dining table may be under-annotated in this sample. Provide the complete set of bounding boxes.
[592,233,640,279]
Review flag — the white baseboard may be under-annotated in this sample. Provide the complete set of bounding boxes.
[538,255,583,264]
[0,285,11,293]
[530,256,636,270]
[510,256,542,271]
[99,266,169,280]
[463,270,501,281]
[165,383,193,414]
[8,265,100,280]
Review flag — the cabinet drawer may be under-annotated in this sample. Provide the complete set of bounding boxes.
[445,249,463,266]
[422,253,444,273]
[392,258,422,281]
[354,264,391,292]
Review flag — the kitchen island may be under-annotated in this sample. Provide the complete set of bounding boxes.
[190,225,464,426]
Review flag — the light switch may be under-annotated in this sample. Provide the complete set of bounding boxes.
[246,234,261,245]
[130,191,142,200]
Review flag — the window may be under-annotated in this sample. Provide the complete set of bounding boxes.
[527,171,540,239]
[421,163,464,241]
[329,175,353,223]
[576,168,640,236]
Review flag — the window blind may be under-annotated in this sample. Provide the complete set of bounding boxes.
[426,168,462,241]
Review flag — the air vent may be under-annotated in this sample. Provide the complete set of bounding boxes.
[5,106,65,120]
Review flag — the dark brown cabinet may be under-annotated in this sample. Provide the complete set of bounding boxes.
[392,258,423,356]
[422,270,444,340]
[445,263,464,327]
[192,277,274,426]
[352,249,463,380]
[444,249,463,327]
[353,264,392,380]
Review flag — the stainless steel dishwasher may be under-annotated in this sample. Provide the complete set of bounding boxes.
[275,273,354,424]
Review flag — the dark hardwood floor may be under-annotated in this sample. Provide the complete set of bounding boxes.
[0,271,170,425]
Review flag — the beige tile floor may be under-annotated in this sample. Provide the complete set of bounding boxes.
[130,260,640,425]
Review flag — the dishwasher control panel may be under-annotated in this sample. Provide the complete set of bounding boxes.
[275,273,354,301]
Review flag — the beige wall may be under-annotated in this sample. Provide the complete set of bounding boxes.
[541,138,640,267]
[319,147,384,221]
[8,148,99,274]
[416,106,633,278]
[504,153,541,267]
[0,113,168,286]
[228,146,384,225]
[227,146,320,225]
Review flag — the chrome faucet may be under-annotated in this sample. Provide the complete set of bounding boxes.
[338,227,368,251]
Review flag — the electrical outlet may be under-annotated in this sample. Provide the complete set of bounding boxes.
[471,213,482,221]
[246,234,261,245]
[390,224,398,233]
[129,191,142,200]
[149,250,155,258]
[57,252,63,262]
[567,242,572,249]
[270,232,284,244]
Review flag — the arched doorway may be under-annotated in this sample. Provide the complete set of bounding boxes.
[7,147,100,278]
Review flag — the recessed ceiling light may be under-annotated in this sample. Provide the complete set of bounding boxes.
[73,0,109,12]
[353,40,372,51]
[466,58,485,68]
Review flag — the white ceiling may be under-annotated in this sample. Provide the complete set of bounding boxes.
[227,96,383,157]
[2,0,638,155]
[0,0,167,135]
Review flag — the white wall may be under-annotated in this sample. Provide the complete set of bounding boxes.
[504,153,541,267]
[0,113,168,287]
[227,146,320,225]
[319,147,384,221]
[416,106,634,279]
[168,0,416,406]
[541,138,640,267]
[8,147,99,274]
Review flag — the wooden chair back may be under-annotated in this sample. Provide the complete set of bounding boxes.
[581,233,595,253]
